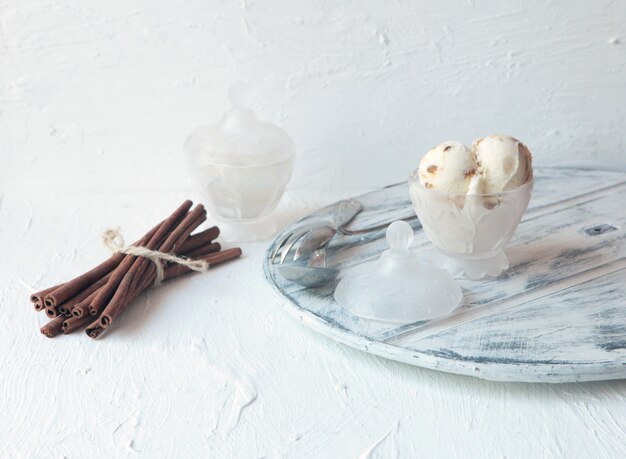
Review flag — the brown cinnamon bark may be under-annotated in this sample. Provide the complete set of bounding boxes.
[179,226,219,253]
[161,248,242,279]
[85,247,242,339]
[99,204,206,328]
[45,306,61,318]
[42,221,162,308]
[40,315,65,338]
[182,242,221,261]
[129,206,207,294]
[58,244,224,336]
[107,241,220,292]
[76,239,218,318]
[36,200,241,340]
[58,273,110,316]
[86,200,193,318]
[62,314,96,334]
[36,204,210,316]
[85,323,106,339]
[31,283,64,311]
[71,283,106,318]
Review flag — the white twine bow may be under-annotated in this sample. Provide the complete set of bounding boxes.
[102,228,209,286]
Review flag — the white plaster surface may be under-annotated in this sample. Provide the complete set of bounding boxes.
[1,0,626,195]
[2,191,626,458]
[1,1,626,457]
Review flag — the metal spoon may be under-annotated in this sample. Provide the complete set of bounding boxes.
[272,199,417,287]
[270,199,362,264]
[277,249,339,288]
[275,207,350,287]
[292,212,418,261]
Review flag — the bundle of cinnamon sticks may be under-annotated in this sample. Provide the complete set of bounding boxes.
[32,200,241,339]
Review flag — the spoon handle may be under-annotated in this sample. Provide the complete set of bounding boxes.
[332,199,363,228]
[338,214,419,236]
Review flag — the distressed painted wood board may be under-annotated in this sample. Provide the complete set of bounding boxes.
[263,168,626,382]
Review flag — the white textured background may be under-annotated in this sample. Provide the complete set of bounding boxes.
[1,0,625,193]
[2,1,626,458]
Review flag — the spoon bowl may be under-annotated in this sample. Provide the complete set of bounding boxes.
[277,265,340,288]
[293,226,336,262]
[279,242,340,287]
[271,198,415,288]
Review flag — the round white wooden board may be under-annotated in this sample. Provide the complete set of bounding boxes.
[264,168,626,382]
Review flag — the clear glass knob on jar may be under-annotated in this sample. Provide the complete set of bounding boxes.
[184,85,295,241]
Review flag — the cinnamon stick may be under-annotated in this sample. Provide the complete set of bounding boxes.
[51,244,222,336]
[85,324,106,339]
[42,221,162,308]
[99,204,206,328]
[36,200,242,339]
[85,247,242,339]
[129,206,207,294]
[183,242,221,260]
[84,241,219,314]
[46,212,202,318]
[45,305,61,318]
[40,315,65,338]
[31,283,64,311]
[62,314,96,334]
[179,226,219,253]
[161,248,242,279]
[86,200,193,318]
[36,203,210,315]
[71,281,107,318]
[58,273,110,316]
[74,239,218,319]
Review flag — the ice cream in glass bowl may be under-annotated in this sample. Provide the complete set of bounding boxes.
[409,135,533,280]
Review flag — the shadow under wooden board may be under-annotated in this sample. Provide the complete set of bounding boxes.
[263,167,626,382]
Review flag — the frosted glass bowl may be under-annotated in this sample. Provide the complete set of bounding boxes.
[186,155,295,222]
[409,173,533,280]
[184,93,296,226]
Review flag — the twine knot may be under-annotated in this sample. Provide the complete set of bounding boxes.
[102,228,209,285]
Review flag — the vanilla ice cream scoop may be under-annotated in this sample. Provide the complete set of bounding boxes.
[418,141,478,194]
[471,134,532,194]
[410,134,533,279]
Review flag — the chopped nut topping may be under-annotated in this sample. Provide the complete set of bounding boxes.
[464,168,476,178]
[427,165,438,174]
[443,145,452,152]
[425,182,433,189]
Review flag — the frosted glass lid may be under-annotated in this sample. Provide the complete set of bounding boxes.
[184,84,295,166]
[334,221,463,323]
